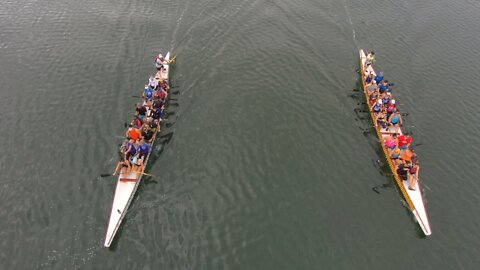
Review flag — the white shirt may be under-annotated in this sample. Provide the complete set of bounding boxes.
[149,76,158,88]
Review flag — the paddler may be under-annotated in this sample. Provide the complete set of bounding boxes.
[396,159,409,181]
[136,103,147,122]
[141,125,155,143]
[143,85,154,101]
[384,133,398,154]
[372,99,383,114]
[126,124,141,142]
[137,138,151,161]
[397,132,412,151]
[400,147,412,161]
[366,51,375,67]
[374,72,384,85]
[365,72,374,85]
[391,148,402,166]
[148,76,158,89]
[387,109,402,133]
[385,98,395,118]
[408,163,420,190]
[132,153,144,174]
[155,54,166,72]
[124,138,137,172]
[113,144,130,176]
[376,109,388,129]
[378,80,389,95]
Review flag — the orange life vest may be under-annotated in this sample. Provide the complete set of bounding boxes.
[127,128,140,140]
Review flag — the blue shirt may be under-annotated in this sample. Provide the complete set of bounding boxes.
[391,116,399,124]
[374,75,383,84]
[126,142,136,154]
[155,108,164,118]
[144,88,153,99]
[378,83,388,93]
[138,143,150,154]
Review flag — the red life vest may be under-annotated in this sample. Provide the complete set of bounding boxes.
[386,104,395,113]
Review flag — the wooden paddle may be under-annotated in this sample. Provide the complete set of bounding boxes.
[168,55,177,63]
[100,171,155,178]
[132,95,177,101]
[134,171,156,177]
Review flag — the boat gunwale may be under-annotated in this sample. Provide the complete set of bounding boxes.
[104,52,171,247]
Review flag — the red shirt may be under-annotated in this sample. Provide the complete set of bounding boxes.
[158,90,166,100]
[398,134,412,147]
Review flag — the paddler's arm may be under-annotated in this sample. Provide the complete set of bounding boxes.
[414,165,420,180]
[387,112,394,123]
[112,162,120,176]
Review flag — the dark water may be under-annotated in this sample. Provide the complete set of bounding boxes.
[1,0,480,269]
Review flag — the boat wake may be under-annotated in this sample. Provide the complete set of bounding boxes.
[343,0,358,49]
[170,1,188,50]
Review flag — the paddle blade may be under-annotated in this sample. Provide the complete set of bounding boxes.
[100,173,112,178]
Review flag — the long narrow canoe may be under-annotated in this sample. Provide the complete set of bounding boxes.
[104,52,171,247]
[359,50,431,236]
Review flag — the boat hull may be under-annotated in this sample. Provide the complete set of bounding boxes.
[359,50,431,236]
[104,52,171,247]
